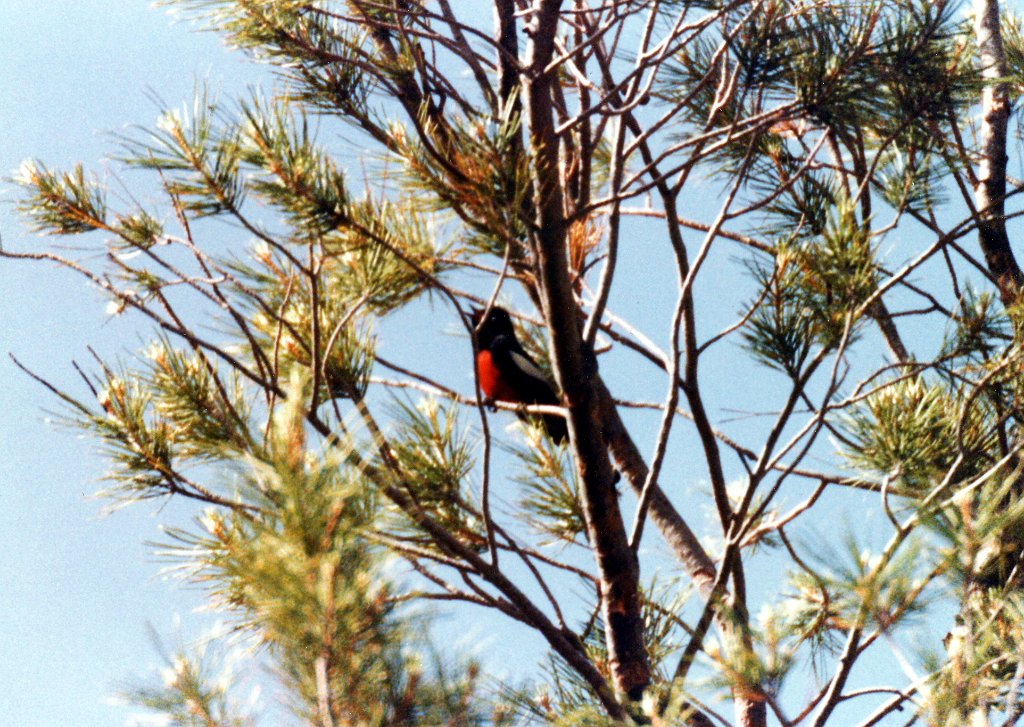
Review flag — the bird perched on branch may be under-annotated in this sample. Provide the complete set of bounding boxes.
[470,306,568,444]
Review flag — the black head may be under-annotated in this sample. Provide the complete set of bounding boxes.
[470,306,515,348]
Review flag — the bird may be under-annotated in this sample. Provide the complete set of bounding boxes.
[470,306,568,444]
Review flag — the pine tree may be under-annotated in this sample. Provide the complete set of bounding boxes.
[13,0,1024,724]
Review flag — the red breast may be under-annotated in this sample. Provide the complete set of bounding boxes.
[476,349,519,402]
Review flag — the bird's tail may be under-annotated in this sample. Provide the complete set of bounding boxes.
[542,412,568,445]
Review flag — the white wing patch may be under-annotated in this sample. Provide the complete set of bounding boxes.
[510,350,548,382]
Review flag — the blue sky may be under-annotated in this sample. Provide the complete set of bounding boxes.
[0,4,264,724]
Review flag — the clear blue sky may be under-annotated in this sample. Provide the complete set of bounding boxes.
[0,4,264,724]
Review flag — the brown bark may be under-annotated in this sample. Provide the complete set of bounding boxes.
[974,0,1022,308]
[597,381,717,594]
[493,0,520,117]
[522,0,650,701]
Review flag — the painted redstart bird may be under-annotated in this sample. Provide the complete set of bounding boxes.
[470,306,568,444]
